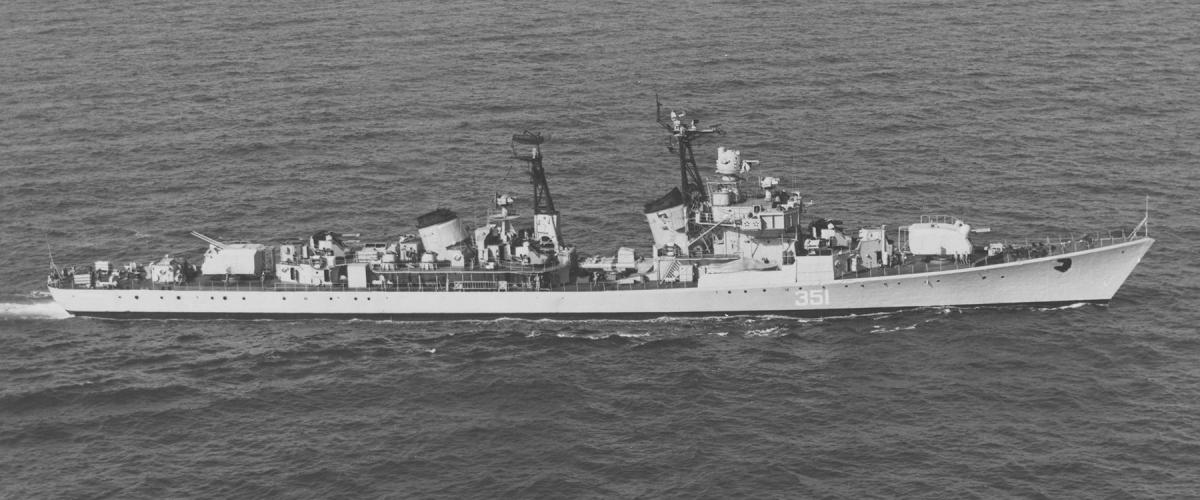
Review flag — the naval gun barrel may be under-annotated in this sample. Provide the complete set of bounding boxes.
[189,231,227,249]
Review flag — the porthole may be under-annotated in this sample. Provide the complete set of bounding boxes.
[222,296,227,300]
[981,276,987,280]
[176,296,181,300]
[134,295,139,300]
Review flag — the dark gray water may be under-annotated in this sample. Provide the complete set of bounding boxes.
[3,0,1199,497]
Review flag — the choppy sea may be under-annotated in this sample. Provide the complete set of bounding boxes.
[3,0,1199,497]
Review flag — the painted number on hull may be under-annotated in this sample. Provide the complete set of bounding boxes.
[794,289,830,307]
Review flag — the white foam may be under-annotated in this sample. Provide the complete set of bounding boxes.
[870,324,919,334]
[0,302,72,320]
[554,331,652,340]
[745,327,785,337]
[1032,302,1092,311]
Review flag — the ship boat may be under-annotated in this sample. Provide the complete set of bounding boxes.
[46,101,1153,320]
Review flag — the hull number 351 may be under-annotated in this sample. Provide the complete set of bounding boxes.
[794,289,831,307]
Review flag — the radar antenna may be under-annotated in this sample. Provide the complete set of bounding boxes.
[656,96,723,213]
[511,131,556,215]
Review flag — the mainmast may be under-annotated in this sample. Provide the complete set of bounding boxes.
[510,131,563,249]
[656,97,722,215]
[512,131,555,215]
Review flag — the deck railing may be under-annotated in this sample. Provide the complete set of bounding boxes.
[49,272,702,293]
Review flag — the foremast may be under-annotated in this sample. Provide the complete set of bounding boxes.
[655,98,722,242]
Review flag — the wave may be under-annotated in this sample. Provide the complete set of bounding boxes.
[552,331,652,340]
[333,314,829,326]
[745,327,786,337]
[0,302,70,320]
[870,323,922,334]
[1036,302,1092,311]
[0,382,200,414]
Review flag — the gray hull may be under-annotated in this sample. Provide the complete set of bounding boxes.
[49,238,1152,320]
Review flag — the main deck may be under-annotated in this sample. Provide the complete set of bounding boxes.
[50,232,1147,295]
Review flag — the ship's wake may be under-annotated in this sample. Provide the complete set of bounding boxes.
[0,301,71,320]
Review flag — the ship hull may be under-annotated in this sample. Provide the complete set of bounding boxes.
[49,238,1152,320]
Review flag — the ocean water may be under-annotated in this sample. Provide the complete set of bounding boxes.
[2,0,1199,497]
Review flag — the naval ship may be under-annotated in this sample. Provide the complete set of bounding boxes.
[47,101,1153,320]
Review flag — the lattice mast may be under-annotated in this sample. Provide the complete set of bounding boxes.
[655,98,722,215]
[511,131,555,215]
[511,131,563,248]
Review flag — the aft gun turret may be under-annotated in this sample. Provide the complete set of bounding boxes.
[191,231,272,278]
